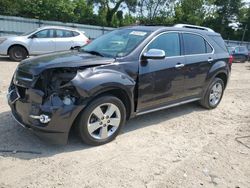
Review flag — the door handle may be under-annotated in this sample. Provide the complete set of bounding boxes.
[208,57,214,62]
[175,63,185,68]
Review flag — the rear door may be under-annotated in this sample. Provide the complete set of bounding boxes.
[28,29,55,55]
[181,33,214,97]
[54,29,74,51]
[137,32,186,111]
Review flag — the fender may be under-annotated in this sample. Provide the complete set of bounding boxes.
[202,60,229,94]
[70,67,136,114]
[209,60,228,76]
[7,42,29,55]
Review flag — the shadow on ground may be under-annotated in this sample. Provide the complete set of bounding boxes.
[0,102,205,160]
[0,56,15,62]
[246,64,250,70]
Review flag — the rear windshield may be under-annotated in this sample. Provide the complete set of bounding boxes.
[209,35,227,52]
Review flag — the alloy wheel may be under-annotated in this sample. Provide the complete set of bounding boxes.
[87,103,121,140]
[209,82,223,106]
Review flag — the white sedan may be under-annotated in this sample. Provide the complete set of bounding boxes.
[0,26,90,61]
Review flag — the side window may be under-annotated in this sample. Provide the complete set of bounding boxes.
[147,33,180,57]
[73,31,80,36]
[183,33,206,55]
[205,41,213,53]
[35,29,53,38]
[55,29,74,38]
[64,30,73,37]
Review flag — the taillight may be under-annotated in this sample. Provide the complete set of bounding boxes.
[229,55,233,65]
[86,39,91,44]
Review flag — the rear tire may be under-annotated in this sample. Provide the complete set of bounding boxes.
[199,78,225,109]
[76,95,126,146]
[9,46,28,61]
[241,56,247,63]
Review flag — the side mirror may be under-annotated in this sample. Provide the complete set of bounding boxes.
[29,34,37,39]
[142,49,165,60]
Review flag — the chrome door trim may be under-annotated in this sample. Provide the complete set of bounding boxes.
[136,98,200,116]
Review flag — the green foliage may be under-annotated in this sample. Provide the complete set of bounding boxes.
[174,0,205,25]
[0,0,21,15]
[94,0,137,26]
[0,0,249,41]
[1,0,95,24]
[238,6,250,41]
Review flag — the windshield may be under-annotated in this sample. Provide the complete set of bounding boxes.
[81,29,150,58]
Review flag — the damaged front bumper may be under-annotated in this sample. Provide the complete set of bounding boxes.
[7,87,85,144]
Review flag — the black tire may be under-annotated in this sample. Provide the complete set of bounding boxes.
[199,78,225,109]
[76,95,126,146]
[241,56,247,63]
[9,46,28,61]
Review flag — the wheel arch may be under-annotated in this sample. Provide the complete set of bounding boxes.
[91,87,133,119]
[69,86,134,136]
[215,72,228,87]
[7,44,29,55]
[72,68,136,118]
[68,68,136,134]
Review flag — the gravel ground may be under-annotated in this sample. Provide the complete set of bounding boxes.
[0,57,249,188]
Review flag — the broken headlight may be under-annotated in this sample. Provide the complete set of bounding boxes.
[35,68,80,105]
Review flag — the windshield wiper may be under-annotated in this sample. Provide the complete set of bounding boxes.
[84,50,104,57]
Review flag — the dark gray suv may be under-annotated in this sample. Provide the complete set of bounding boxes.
[8,24,231,145]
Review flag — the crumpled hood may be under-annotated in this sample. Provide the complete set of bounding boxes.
[18,51,115,75]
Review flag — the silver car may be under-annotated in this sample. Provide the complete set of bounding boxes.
[0,26,90,61]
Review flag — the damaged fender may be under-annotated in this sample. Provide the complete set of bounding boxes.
[70,67,136,117]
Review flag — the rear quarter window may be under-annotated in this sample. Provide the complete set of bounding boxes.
[209,35,227,52]
[55,29,74,38]
[73,31,80,36]
[183,33,206,55]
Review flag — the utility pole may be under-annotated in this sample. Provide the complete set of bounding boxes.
[241,24,247,45]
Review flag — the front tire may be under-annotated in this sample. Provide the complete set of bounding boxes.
[77,95,126,146]
[200,78,225,109]
[9,46,28,61]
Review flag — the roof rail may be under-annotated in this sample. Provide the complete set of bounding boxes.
[174,24,215,32]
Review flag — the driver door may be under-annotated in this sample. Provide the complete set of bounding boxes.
[137,32,186,112]
[28,29,56,55]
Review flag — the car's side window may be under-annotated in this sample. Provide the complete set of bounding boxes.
[35,29,54,38]
[147,33,180,57]
[73,31,80,36]
[205,41,213,53]
[183,33,212,55]
[55,29,74,38]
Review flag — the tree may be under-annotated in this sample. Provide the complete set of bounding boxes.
[94,0,137,26]
[137,0,175,22]
[74,0,96,24]
[19,0,77,22]
[0,0,21,16]
[206,0,243,39]
[174,0,205,25]
[238,6,250,41]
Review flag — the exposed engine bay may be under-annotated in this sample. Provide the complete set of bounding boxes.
[34,68,82,106]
